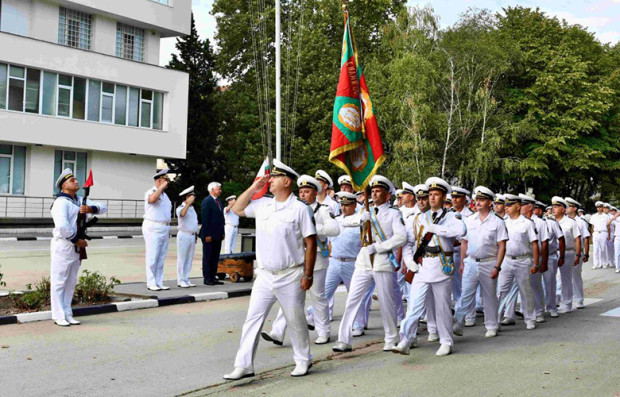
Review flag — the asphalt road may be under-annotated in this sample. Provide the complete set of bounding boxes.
[0,264,619,397]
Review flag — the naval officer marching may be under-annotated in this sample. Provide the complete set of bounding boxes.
[224,159,317,380]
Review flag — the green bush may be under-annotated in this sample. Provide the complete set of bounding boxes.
[73,270,120,305]
[0,265,6,287]
[10,277,51,311]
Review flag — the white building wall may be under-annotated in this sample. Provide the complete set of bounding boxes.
[89,151,156,201]
[29,0,56,42]
[26,145,56,197]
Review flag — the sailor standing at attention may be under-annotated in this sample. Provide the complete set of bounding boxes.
[565,197,590,309]
[176,186,199,288]
[142,168,172,291]
[497,194,539,330]
[332,176,406,353]
[393,177,466,357]
[224,195,240,254]
[264,175,339,345]
[223,159,317,380]
[552,197,581,314]
[535,201,565,318]
[51,169,108,326]
[450,186,474,325]
[590,201,610,270]
[453,187,507,338]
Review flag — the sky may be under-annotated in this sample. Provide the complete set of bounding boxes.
[159,0,620,66]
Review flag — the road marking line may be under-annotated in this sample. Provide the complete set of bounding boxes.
[601,307,620,317]
[583,298,603,306]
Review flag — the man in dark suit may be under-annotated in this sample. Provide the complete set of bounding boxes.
[200,182,225,285]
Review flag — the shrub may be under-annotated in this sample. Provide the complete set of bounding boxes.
[73,270,120,305]
[10,277,51,311]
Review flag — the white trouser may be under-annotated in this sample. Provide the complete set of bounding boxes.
[529,271,545,317]
[234,267,310,369]
[607,237,615,265]
[592,233,607,268]
[50,239,81,321]
[307,258,366,331]
[498,258,535,323]
[503,281,520,320]
[337,269,398,346]
[452,251,463,312]
[176,231,196,285]
[355,282,375,331]
[142,221,170,288]
[397,268,410,303]
[572,255,584,305]
[392,271,405,323]
[224,225,238,254]
[615,238,620,270]
[556,251,576,310]
[543,254,558,312]
[400,276,453,346]
[272,268,330,339]
[454,258,499,331]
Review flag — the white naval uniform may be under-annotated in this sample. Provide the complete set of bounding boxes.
[397,206,417,302]
[497,215,538,326]
[400,209,466,347]
[142,187,172,289]
[271,201,339,340]
[50,194,107,321]
[606,214,615,267]
[232,193,316,370]
[571,216,590,305]
[176,203,199,286]
[336,202,406,346]
[453,206,474,321]
[543,217,563,312]
[612,217,620,271]
[556,215,581,311]
[224,207,240,254]
[590,213,610,268]
[455,212,508,331]
[319,194,341,217]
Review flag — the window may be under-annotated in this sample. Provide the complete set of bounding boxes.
[0,63,7,109]
[116,23,145,62]
[0,144,26,195]
[0,0,28,36]
[101,82,114,123]
[58,8,92,50]
[42,71,58,116]
[57,74,72,117]
[53,150,87,195]
[151,0,169,4]
[0,62,164,130]
[25,69,40,114]
[140,89,152,128]
[8,65,24,111]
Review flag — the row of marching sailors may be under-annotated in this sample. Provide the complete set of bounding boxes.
[222,160,586,380]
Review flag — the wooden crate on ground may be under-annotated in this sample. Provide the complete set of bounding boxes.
[217,252,256,283]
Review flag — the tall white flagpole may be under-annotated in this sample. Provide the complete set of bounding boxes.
[275,0,282,161]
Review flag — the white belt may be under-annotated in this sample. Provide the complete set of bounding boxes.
[594,230,607,233]
[178,228,198,235]
[145,219,170,226]
[506,254,530,260]
[472,256,495,263]
[259,264,302,275]
[332,256,356,262]
[226,224,239,228]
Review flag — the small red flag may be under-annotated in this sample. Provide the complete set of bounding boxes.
[83,170,94,188]
[251,158,270,200]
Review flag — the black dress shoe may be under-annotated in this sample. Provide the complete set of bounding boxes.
[214,280,224,285]
[204,281,216,286]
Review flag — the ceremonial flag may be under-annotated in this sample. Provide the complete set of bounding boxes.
[329,11,385,191]
[83,170,94,189]
[251,157,271,200]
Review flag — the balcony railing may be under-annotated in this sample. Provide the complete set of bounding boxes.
[0,196,178,219]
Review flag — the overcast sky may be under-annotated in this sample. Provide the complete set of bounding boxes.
[159,0,620,66]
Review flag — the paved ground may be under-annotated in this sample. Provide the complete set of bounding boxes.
[0,236,250,291]
[0,261,619,396]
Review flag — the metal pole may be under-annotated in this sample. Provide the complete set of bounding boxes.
[275,0,281,161]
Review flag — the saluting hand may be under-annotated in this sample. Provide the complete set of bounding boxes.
[186,195,195,205]
[252,175,270,193]
[79,205,92,214]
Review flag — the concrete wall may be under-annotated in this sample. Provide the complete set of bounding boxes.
[0,32,189,159]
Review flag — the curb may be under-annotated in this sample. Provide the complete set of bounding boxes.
[0,288,252,326]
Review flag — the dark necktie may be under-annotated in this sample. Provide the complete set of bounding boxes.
[375,207,379,215]
[432,211,437,222]
[216,199,221,210]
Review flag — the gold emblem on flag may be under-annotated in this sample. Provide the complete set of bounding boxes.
[338,103,362,133]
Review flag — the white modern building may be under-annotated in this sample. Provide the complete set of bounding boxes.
[0,0,190,218]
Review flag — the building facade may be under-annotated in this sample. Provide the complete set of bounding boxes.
[0,0,190,218]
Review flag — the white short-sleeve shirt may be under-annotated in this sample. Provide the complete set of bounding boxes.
[244,193,316,272]
[558,215,581,250]
[505,215,538,256]
[143,187,172,223]
[589,213,609,232]
[176,203,199,234]
[463,212,508,260]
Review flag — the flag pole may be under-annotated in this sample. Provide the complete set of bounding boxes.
[275,0,282,161]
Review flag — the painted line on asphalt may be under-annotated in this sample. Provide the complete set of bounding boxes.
[0,237,18,241]
[600,306,620,317]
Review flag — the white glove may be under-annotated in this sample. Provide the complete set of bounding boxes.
[360,211,371,223]
[366,243,377,255]
[424,224,438,234]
